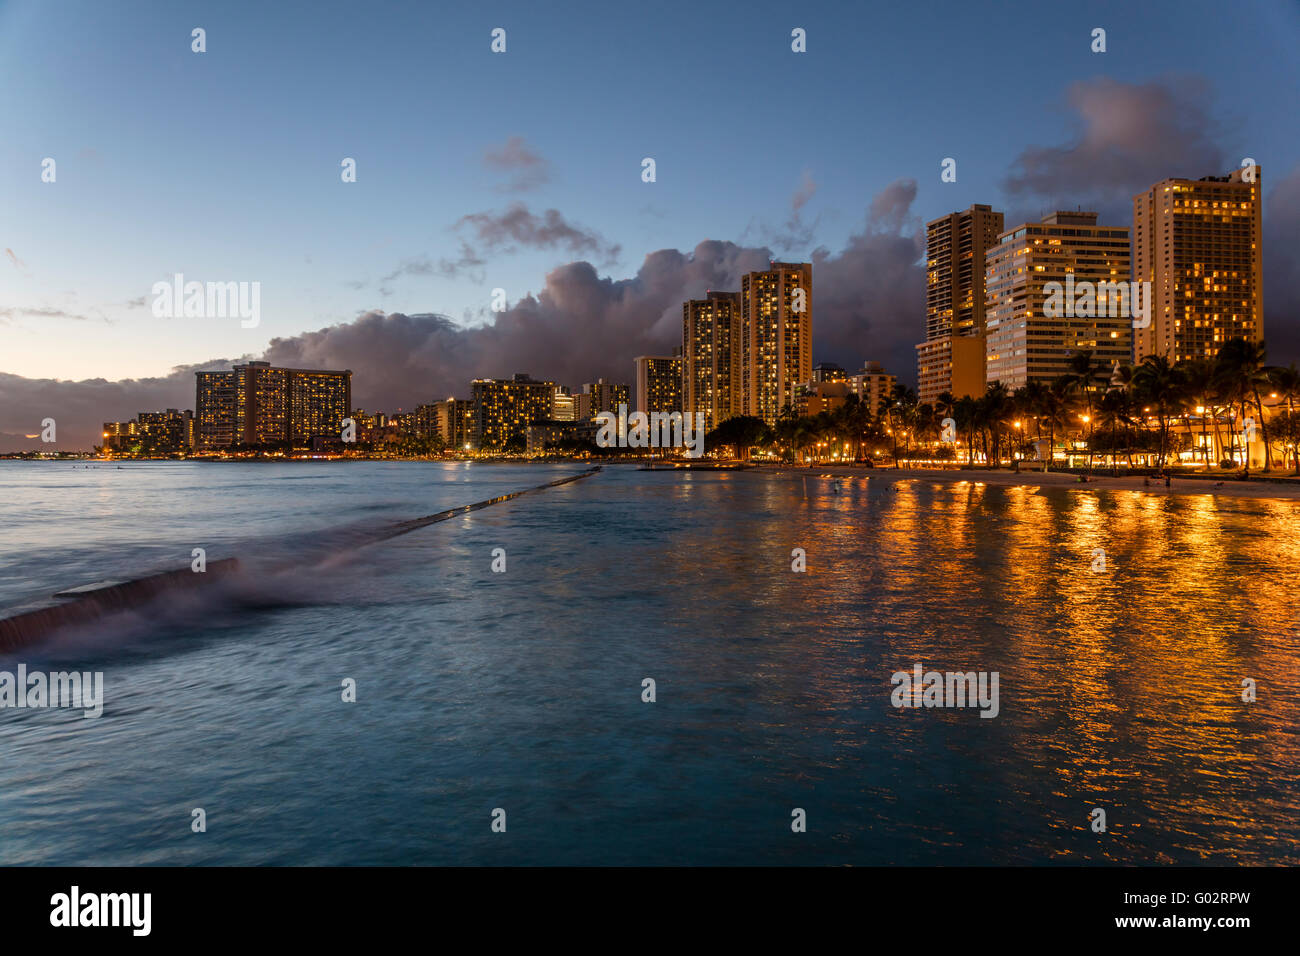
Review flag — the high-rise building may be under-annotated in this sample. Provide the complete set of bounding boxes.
[1132,165,1263,363]
[984,212,1132,391]
[917,204,1004,405]
[916,336,985,406]
[552,386,576,422]
[195,362,351,450]
[102,409,193,457]
[633,353,681,415]
[740,262,812,424]
[926,204,1005,341]
[795,380,850,417]
[682,290,742,431]
[575,379,629,421]
[195,370,237,449]
[287,366,352,448]
[471,374,556,449]
[433,398,476,449]
[811,362,847,383]
[850,362,897,417]
[410,404,449,442]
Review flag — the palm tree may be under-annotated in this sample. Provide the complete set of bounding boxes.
[914,402,939,457]
[982,382,1012,466]
[1095,389,1133,476]
[1217,338,1273,473]
[952,395,977,465]
[885,383,916,468]
[1179,358,1221,470]
[1269,363,1300,473]
[1063,350,1103,473]
[1132,355,1186,472]
[1034,380,1072,472]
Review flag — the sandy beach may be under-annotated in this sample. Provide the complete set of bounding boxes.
[754,463,1300,501]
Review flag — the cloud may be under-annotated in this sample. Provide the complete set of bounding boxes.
[360,203,618,294]
[483,136,552,192]
[377,244,487,290]
[1002,75,1227,224]
[0,181,931,451]
[0,364,216,452]
[455,203,620,264]
[1263,163,1300,366]
[6,248,29,274]
[791,168,817,213]
[0,306,96,322]
[744,169,822,254]
[996,76,1297,370]
[813,178,925,379]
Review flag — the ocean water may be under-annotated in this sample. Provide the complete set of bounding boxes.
[0,460,1297,865]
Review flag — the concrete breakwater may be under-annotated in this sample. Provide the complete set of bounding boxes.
[0,467,601,652]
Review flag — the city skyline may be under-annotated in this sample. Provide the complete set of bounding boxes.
[3,0,1299,452]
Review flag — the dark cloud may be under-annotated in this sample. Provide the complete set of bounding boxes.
[744,169,821,254]
[0,181,929,451]
[483,136,551,192]
[998,76,1297,367]
[264,240,772,404]
[455,203,620,264]
[0,360,233,452]
[1002,76,1227,224]
[813,178,924,379]
[1264,163,1300,366]
[377,244,487,291]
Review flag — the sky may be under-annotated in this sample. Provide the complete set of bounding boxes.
[2,0,1299,449]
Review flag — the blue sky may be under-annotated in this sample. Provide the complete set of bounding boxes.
[2,0,1299,389]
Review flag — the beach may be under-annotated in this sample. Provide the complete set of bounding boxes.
[757,463,1300,501]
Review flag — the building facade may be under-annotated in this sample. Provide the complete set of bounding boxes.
[1132,165,1263,364]
[633,353,682,415]
[917,204,1004,405]
[552,387,576,422]
[740,262,813,425]
[682,290,742,431]
[434,398,476,449]
[575,379,629,421]
[103,409,193,457]
[917,335,985,406]
[471,374,556,449]
[984,212,1132,391]
[195,362,351,451]
[850,362,897,417]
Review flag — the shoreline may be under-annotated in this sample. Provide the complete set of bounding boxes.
[751,463,1300,501]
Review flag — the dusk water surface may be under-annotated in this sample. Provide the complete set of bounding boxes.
[1,461,1297,865]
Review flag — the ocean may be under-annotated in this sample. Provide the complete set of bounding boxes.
[0,460,1297,865]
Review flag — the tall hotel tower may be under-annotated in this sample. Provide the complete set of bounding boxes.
[984,212,1132,390]
[1132,165,1263,363]
[195,361,351,450]
[682,290,742,431]
[633,352,682,415]
[740,262,812,425]
[915,204,1003,406]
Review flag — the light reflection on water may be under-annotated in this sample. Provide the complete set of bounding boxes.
[0,462,1296,865]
